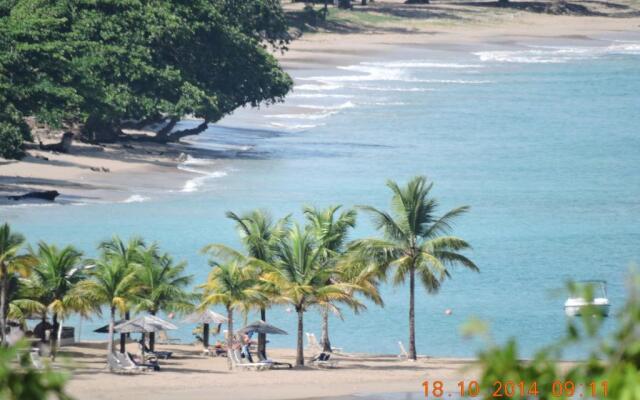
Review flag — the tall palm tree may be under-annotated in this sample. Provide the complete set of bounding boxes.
[6,275,45,326]
[70,258,139,355]
[0,223,35,345]
[224,210,289,355]
[199,261,264,370]
[98,236,145,350]
[351,176,478,360]
[264,225,359,366]
[304,205,358,352]
[29,242,85,359]
[135,246,194,351]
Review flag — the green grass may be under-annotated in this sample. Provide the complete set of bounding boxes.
[326,8,406,27]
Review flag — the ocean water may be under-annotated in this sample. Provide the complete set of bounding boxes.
[3,37,639,359]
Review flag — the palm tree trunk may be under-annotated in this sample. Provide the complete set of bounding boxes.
[320,307,332,352]
[203,323,210,349]
[149,310,156,352]
[408,266,417,360]
[0,264,7,346]
[296,307,304,367]
[258,307,266,357]
[50,313,58,360]
[226,306,233,370]
[107,306,116,354]
[119,310,129,353]
[40,314,47,342]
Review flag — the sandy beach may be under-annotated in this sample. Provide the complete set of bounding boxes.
[59,341,479,400]
[2,0,639,206]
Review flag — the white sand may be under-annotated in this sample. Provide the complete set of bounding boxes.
[61,341,479,400]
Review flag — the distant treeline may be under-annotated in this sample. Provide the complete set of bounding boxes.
[0,0,293,158]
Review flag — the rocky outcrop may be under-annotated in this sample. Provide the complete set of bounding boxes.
[7,190,60,202]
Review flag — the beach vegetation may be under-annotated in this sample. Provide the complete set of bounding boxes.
[0,0,292,145]
[469,271,640,399]
[350,176,478,360]
[27,243,86,360]
[133,246,194,351]
[217,210,290,356]
[0,341,71,399]
[69,255,140,355]
[0,223,35,346]
[198,260,265,370]
[263,225,361,366]
[303,205,362,352]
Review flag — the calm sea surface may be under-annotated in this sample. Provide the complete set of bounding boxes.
[3,37,639,359]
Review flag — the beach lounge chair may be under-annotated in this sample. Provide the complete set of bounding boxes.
[310,352,338,368]
[306,332,322,353]
[126,352,160,371]
[107,352,145,374]
[398,341,409,360]
[258,350,292,369]
[309,333,343,354]
[138,340,172,359]
[156,331,181,345]
[29,351,45,370]
[230,349,270,371]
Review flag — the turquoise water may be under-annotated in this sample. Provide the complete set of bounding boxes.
[3,37,639,358]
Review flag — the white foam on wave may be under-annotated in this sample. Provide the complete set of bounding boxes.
[177,157,228,193]
[265,111,337,120]
[288,93,353,99]
[180,170,227,193]
[297,101,355,111]
[269,122,324,131]
[296,83,343,91]
[122,194,149,203]
[362,61,483,69]
[353,86,435,92]
[475,42,640,63]
[300,65,407,83]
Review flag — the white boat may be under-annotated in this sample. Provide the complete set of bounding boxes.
[564,280,610,317]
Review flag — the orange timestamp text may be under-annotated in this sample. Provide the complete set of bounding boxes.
[421,380,608,398]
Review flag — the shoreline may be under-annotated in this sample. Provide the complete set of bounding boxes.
[2,4,639,206]
[61,341,479,400]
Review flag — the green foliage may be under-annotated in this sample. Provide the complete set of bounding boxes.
[0,104,31,159]
[0,0,293,142]
[0,342,71,400]
[470,272,640,399]
[349,176,477,359]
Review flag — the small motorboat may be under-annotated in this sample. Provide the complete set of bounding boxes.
[564,280,610,317]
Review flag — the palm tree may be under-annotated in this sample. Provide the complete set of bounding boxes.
[224,210,289,355]
[0,223,35,345]
[70,258,139,355]
[199,261,264,370]
[29,242,85,359]
[98,236,145,350]
[303,205,358,352]
[264,225,359,366]
[6,275,45,326]
[351,176,478,360]
[135,246,194,351]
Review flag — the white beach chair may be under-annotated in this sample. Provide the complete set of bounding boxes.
[230,349,270,371]
[306,332,322,353]
[310,352,338,368]
[107,352,145,374]
[398,341,409,360]
[29,351,45,370]
[310,333,343,353]
[157,330,181,345]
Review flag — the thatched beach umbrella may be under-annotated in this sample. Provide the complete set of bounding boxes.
[114,315,178,334]
[238,321,287,358]
[93,320,126,334]
[182,310,227,349]
[238,320,287,336]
